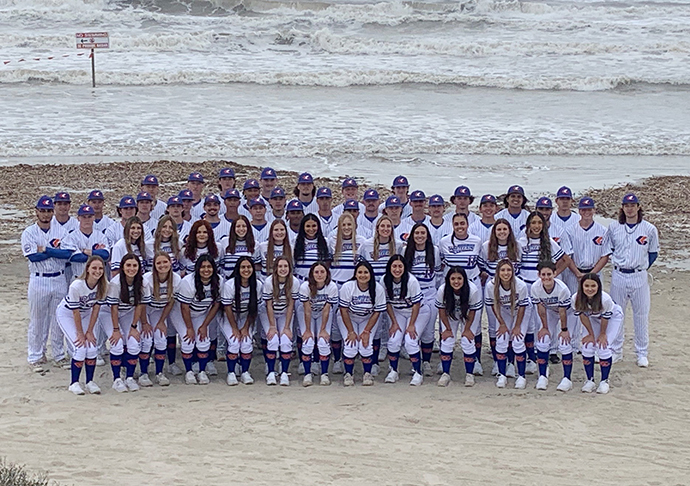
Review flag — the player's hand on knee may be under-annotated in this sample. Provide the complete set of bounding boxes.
[596,333,608,349]
[558,330,571,345]
[582,333,595,346]
[110,329,122,346]
[497,324,509,338]
[319,329,330,342]
[129,327,141,342]
[461,329,474,343]
[75,332,87,348]
[537,327,550,342]
[511,327,523,340]
[360,329,371,348]
[85,330,97,346]
[345,330,358,346]
[197,325,208,341]
[141,323,153,339]
[184,327,195,344]
[267,326,278,340]
[302,330,313,343]
[282,327,293,341]
[230,327,242,341]
[155,323,167,337]
[388,323,401,338]
[405,325,418,340]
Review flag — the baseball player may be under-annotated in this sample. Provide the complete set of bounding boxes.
[104,253,148,392]
[328,213,361,286]
[298,262,339,386]
[399,190,431,236]
[380,255,429,385]
[435,266,483,387]
[549,186,581,291]
[358,189,381,238]
[258,219,294,280]
[216,168,237,211]
[87,190,115,235]
[381,196,408,242]
[573,273,624,394]
[315,187,336,238]
[530,261,574,391]
[177,254,222,385]
[379,176,413,218]
[262,256,301,386]
[403,223,442,378]
[333,178,365,219]
[105,196,138,248]
[293,214,331,281]
[110,216,151,276]
[178,189,195,223]
[468,194,498,245]
[221,255,263,385]
[186,172,207,221]
[201,194,223,240]
[149,215,183,274]
[285,199,304,244]
[62,205,110,282]
[22,195,71,371]
[164,196,191,245]
[52,192,79,234]
[259,167,278,203]
[136,191,158,239]
[337,260,387,386]
[427,195,452,246]
[358,215,403,279]
[55,255,108,395]
[342,199,370,239]
[248,198,270,244]
[606,193,659,367]
[140,175,167,221]
[238,179,261,219]
[484,259,530,389]
[495,185,530,236]
[293,172,319,215]
[444,186,479,227]
[266,187,287,223]
[214,189,241,241]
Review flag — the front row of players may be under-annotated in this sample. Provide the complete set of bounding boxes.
[58,250,620,395]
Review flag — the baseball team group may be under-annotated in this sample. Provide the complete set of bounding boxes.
[21,166,659,396]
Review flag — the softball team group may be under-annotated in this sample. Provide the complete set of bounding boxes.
[21,168,659,396]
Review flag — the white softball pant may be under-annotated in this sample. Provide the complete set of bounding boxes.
[494,306,529,355]
[146,304,183,353]
[101,308,148,356]
[166,306,194,355]
[27,275,67,363]
[610,269,650,358]
[419,286,438,344]
[439,316,476,357]
[580,309,624,360]
[535,308,576,355]
[262,309,298,353]
[336,313,381,359]
[55,305,99,362]
[386,304,431,355]
[220,312,255,355]
[298,308,336,357]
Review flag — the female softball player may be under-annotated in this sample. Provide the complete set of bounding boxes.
[179,220,221,275]
[573,273,624,394]
[530,261,574,391]
[262,256,300,386]
[177,254,222,385]
[337,260,387,386]
[381,255,429,385]
[495,185,530,236]
[298,262,339,386]
[258,219,293,281]
[221,255,263,385]
[435,266,483,387]
[105,253,148,393]
[150,215,183,274]
[55,255,108,395]
[293,213,331,281]
[143,252,183,386]
[221,215,259,279]
[111,216,151,276]
[484,259,530,389]
[403,223,442,377]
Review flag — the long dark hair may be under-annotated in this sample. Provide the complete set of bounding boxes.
[185,219,218,261]
[231,255,258,317]
[294,213,329,263]
[350,259,377,305]
[444,266,470,321]
[403,223,435,277]
[618,207,644,224]
[575,273,603,314]
[383,254,409,302]
[193,253,220,303]
[525,212,552,262]
[226,215,255,254]
[118,253,143,305]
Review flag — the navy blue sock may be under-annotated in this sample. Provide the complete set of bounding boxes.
[537,350,549,377]
[372,338,381,365]
[166,336,177,364]
[344,357,355,375]
[85,358,96,382]
[240,353,252,374]
[507,344,515,365]
[362,356,373,374]
[525,333,536,362]
[302,353,312,375]
[280,352,292,374]
[192,347,198,364]
[562,353,573,379]
[441,351,454,374]
[496,353,507,376]
[421,342,433,363]
[516,351,527,377]
[583,356,595,380]
[154,350,166,375]
[198,350,208,372]
[600,357,612,381]
[331,340,342,362]
[388,351,400,371]
[125,352,137,378]
[410,352,422,374]
[265,351,276,373]
[226,353,238,376]
[209,339,217,362]
[182,352,193,372]
[70,359,82,384]
[474,332,483,363]
[320,354,330,375]
[139,351,150,374]
[464,353,476,375]
[110,353,122,380]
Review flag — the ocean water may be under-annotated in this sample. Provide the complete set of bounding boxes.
[0,0,689,197]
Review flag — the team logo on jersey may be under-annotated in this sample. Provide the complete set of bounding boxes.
[49,238,61,248]
[92,243,106,250]
[553,237,561,243]
[592,236,603,246]
[636,235,648,245]
[401,233,410,242]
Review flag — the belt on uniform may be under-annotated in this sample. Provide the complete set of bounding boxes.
[577,268,594,274]
[614,266,642,274]
[34,271,64,278]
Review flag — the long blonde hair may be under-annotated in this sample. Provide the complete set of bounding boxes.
[333,212,358,264]
[271,255,295,303]
[78,255,108,301]
[493,259,517,317]
[372,215,396,261]
[152,251,175,303]
[154,215,180,260]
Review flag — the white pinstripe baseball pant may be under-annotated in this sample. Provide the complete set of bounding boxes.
[610,269,650,358]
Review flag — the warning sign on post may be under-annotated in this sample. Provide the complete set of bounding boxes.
[76,32,109,49]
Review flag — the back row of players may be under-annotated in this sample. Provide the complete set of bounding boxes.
[22,168,659,395]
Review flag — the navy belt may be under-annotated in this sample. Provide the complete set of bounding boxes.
[577,268,594,274]
[34,271,64,278]
[614,266,641,274]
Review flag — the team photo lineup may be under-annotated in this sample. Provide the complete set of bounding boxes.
[21,166,659,397]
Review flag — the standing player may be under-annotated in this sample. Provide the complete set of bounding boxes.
[315,187,336,238]
[87,190,115,235]
[259,167,278,204]
[266,187,287,223]
[141,175,167,221]
[495,185,530,236]
[400,190,430,235]
[293,214,331,281]
[178,189,195,223]
[358,189,381,238]
[293,172,319,215]
[62,205,110,282]
[215,189,241,241]
[427,195,452,245]
[332,178,365,219]
[258,219,293,281]
[379,176,413,218]
[201,194,223,243]
[248,198,270,243]
[22,196,71,371]
[444,186,479,227]
[52,192,79,234]
[285,199,304,244]
[105,196,138,248]
[187,172,206,221]
[110,216,150,276]
[549,186,580,292]
[136,191,158,239]
[468,194,497,245]
[55,255,108,395]
[606,193,659,367]
[382,196,407,242]
[238,179,261,219]
[165,196,191,245]
[216,168,236,215]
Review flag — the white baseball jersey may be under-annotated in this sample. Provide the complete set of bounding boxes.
[606,220,659,270]
[190,200,205,221]
[61,278,107,316]
[530,279,572,312]
[294,237,331,281]
[179,245,223,275]
[258,241,289,279]
[443,211,479,227]
[438,233,482,282]
[151,200,167,221]
[518,236,565,284]
[357,214,379,240]
[287,227,299,248]
[51,215,79,234]
[251,222,271,245]
[220,240,260,279]
[357,237,403,279]
[143,271,182,309]
[93,215,115,234]
[316,213,337,239]
[399,215,431,239]
[478,241,523,278]
[110,238,151,273]
[265,211,286,224]
[427,219,453,246]
[571,291,620,324]
[495,208,530,236]
[299,198,319,216]
[212,215,234,245]
[484,278,530,312]
[221,278,263,314]
[338,280,387,317]
[298,280,339,314]
[328,234,362,284]
[404,245,442,290]
[569,221,609,271]
[62,229,110,279]
[106,275,144,313]
[434,281,483,321]
[468,220,494,245]
[379,274,423,310]
[104,221,125,249]
[21,223,69,275]
[549,225,573,255]
[262,276,301,314]
[142,217,158,241]
[146,239,183,274]
[550,212,580,240]
[177,273,220,317]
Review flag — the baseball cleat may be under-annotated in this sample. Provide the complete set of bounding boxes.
[496,374,507,388]
[197,371,210,385]
[302,374,313,387]
[112,378,128,393]
[266,371,277,386]
[138,373,153,387]
[464,374,475,387]
[226,372,238,386]
[85,381,101,394]
[320,373,331,386]
[556,377,572,392]
[241,371,255,385]
[29,361,44,373]
[596,380,610,394]
[68,382,85,395]
[384,369,399,383]
[155,373,170,386]
[515,376,527,389]
[536,375,548,390]
[343,373,355,387]
[279,372,290,386]
[637,356,649,368]
[410,371,424,386]
[185,371,198,385]
[362,372,374,386]
[125,377,140,392]
[581,379,596,393]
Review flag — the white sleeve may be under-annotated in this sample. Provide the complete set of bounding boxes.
[177,277,195,305]
[484,281,495,306]
[338,282,353,308]
[374,283,387,313]
[648,224,660,254]
[327,282,339,304]
[262,279,273,302]
[106,279,121,305]
[468,282,483,310]
[142,273,153,304]
[517,282,530,307]
[558,283,572,308]
[65,281,83,309]
[298,281,310,303]
[221,279,235,307]
[21,228,39,256]
[435,285,445,310]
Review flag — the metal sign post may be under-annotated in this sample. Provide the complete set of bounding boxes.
[76,32,109,87]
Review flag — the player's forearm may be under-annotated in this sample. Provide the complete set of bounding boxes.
[409,302,420,327]
[537,305,549,330]
[559,308,568,330]
[27,252,51,262]
[340,307,354,333]
[364,311,380,333]
[45,248,72,259]
[202,302,220,327]
[93,249,110,261]
[70,253,89,263]
[87,304,101,333]
[515,306,526,327]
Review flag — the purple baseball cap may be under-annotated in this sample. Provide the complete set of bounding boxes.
[428,194,444,206]
[36,195,54,210]
[167,196,183,206]
[343,199,359,210]
[188,172,204,183]
[286,199,304,212]
[204,194,221,205]
[556,186,573,199]
[342,178,358,189]
[136,191,153,202]
[392,175,409,188]
[480,194,497,205]
[260,167,277,180]
[178,189,194,201]
[622,193,639,204]
[77,204,95,216]
[578,197,595,209]
[248,198,266,208]
[385,195,402,208]
[409,190,426,202]
[453,186,472,198]
[219,168,235,179]
[118,196,137,209]
[507,185,525,196]
[270,187,286,199]
[536,197,553,209]
[298,172,313,184]
[223,188,241,200]
[363,189,379,201]
[87,190,104,201]
[243,179,260,190]
[141,174,159,186]
[54,192,71,203]
[316,187,332,198]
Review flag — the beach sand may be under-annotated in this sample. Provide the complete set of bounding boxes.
[0,257,688,485]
